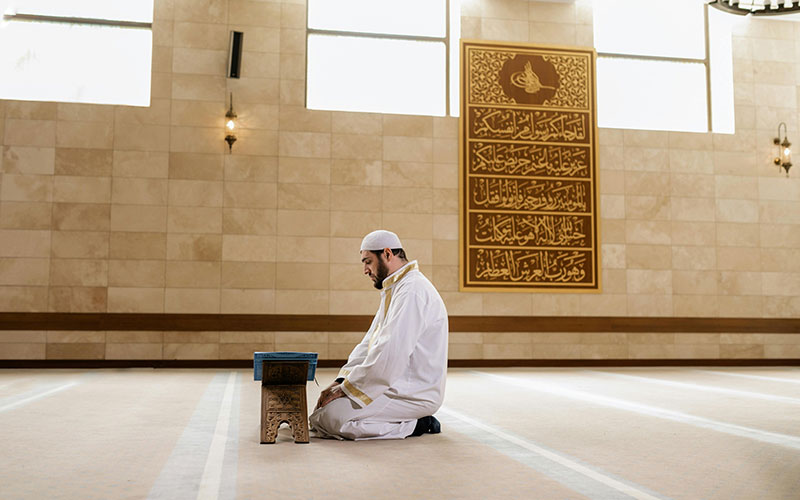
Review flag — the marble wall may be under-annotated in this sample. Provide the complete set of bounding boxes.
[1,0,798,361]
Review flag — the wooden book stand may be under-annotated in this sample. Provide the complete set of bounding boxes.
[260,360,310,444]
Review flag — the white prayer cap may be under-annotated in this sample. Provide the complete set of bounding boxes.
[360,230,403,252]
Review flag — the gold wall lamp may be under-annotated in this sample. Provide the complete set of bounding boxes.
[225,92,237,153]
[774,122,792,176]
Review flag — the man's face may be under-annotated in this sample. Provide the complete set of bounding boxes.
[361,250,390,290]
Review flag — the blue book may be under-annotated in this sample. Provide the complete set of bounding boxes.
[253,351,318,381]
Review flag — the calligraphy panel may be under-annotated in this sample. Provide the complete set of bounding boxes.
[460,41,599,291]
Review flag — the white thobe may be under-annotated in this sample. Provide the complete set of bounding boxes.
[309,260,449,440]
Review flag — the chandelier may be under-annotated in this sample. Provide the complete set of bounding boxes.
[708,0,800,15]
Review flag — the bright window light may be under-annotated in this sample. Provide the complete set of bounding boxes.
[594,0,734,133]
[307,0,445,37]
[307,34,446,116]
[709,6,735,134]
[0,0,153,106]
[306,0,458,117]
[5,0,153,23]
[597,58,708,133]
[0,21,152,106]
[593,0,705,59]
[449,0,461,117]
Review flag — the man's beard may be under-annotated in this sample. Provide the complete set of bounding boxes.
[372,259,390,290]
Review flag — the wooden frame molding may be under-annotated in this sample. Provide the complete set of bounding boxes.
[0,359,797,369]
[0,313,797,333]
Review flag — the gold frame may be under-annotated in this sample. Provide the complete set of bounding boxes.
[458,39,601,293]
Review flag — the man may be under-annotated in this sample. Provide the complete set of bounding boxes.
[308,229,449,440]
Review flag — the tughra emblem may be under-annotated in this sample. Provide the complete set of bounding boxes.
[511,61,556,94]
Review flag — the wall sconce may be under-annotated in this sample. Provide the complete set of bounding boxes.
[225,92,237,153]
[773,122,792,176]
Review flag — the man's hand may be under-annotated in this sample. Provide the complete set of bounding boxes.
[315,382,346,410]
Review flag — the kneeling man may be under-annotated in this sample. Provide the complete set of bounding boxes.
[309,230,449,440]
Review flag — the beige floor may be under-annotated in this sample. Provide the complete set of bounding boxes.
[1,367,799,500]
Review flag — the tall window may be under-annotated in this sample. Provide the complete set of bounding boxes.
[0,0,154,106]
[306,0,460,117]
[594,0,734,133]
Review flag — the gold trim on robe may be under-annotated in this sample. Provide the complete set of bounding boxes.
[368,288,390,352]
[381,261,418,288]
[342,378,373,406]
[367,261,419,352]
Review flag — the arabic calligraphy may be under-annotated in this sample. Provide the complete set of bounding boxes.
[471,213,590,248]
[469,177,590,212]
[511,61,556,94]
[461,42,599,290]
[472,248,591,283]
[469,142,589,177]
[469,48,589,109]
[470,107,589,143]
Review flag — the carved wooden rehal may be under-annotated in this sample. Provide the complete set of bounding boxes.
[260,361,309,444]
[460,41,600,291]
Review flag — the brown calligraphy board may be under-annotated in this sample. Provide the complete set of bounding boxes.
[460,40,600,291]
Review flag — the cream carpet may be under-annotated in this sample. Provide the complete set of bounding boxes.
[1,367,798,499]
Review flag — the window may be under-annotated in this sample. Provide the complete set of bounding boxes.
[593,0,734,133]
[306,0,460,117]
[0,0,154,106]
